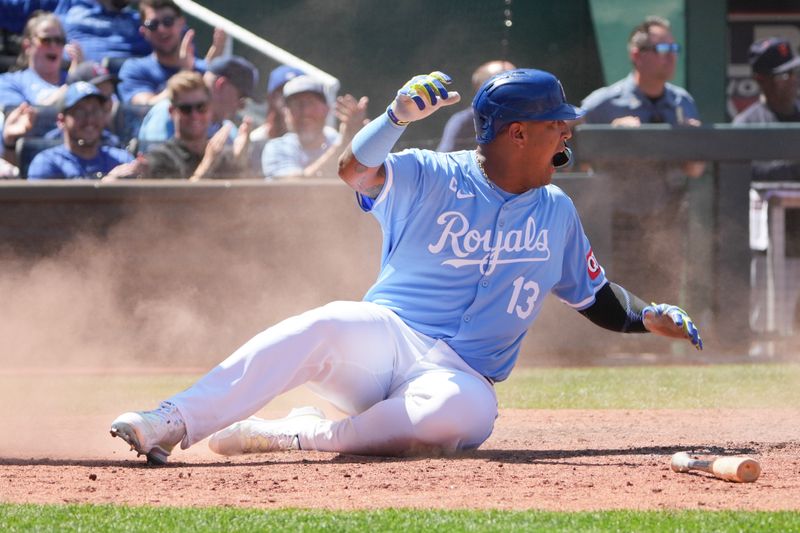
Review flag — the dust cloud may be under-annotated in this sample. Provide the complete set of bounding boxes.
[0,182,377,459]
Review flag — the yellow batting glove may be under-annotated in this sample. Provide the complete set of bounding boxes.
[388,71,461,125]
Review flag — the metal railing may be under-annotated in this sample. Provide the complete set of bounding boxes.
[174,0,340,102]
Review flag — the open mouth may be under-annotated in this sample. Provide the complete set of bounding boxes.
[45,52,59,62]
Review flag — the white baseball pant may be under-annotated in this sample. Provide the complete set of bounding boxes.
[169,300,498,455]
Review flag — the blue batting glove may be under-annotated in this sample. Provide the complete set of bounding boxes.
[642,303,703,351]
[388,71,461,125]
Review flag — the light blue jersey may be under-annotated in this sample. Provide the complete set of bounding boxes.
[359,149,606,382]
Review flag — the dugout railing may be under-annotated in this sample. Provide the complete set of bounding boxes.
[572,123,800,352]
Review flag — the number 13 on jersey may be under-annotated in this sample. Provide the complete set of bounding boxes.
[506,276,540,320]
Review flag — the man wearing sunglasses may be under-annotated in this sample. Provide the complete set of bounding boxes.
[109,71,250,180]
[117,0,225,105]
[137,55,258,146]
[578,16,705,346]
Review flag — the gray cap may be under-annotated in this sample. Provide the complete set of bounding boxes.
[282,75,326,101]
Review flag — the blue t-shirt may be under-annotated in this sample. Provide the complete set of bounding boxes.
[436,108,475,152]
[61,2,151,62]
[137,98,236,144]
[0,0,75,33]
[261,127,340,179]
[0,68,68,107]
[44,126,122,148]
[28,144,133,179]
[117,53,206,103]
[580,73,700,125]
[359,149,607,381]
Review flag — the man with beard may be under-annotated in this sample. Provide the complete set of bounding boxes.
[117,0,225,105]
[27,81,132,179]
[261,74,368,179]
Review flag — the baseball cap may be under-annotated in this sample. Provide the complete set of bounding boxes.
[60,81,107,112]
[67,61,117,86]
[749,37,800,75]
[267,65,304,96]
[208,56,259,98]
[282,75,326,101]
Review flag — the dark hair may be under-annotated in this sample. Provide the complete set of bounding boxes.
[628,16,671,50]
[138,0,182,20]
[15,11,65,71]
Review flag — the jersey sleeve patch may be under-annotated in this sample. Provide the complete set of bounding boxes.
[586,248,601,280]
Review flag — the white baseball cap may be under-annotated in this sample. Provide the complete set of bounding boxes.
[282,75,326,101]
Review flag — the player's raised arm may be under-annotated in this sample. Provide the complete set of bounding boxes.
[338,71,460,198]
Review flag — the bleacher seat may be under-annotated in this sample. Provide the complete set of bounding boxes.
[1,104,61,138]
[15,137,61,179]
[110,102,152,149]
[132,139,164,156]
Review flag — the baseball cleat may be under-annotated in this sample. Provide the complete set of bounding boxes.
[110,401,186,465]
[207,406,325,456]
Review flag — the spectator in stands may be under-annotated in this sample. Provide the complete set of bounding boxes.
[137,55,258,144]
[0,12,81,166]
[43,60,121,146]
[0,11,74,108]
[579,15,704,305]
[117,0,226,105]
[261,75,367,180]
[733,37,800,181]
[250,64,304,143]
[733,38,800,333]
[27,81,132,179]
[108,71,250,180]
[436,59,516,152]
[61,0,151,63]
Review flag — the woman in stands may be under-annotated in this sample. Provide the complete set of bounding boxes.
[0,11,81,108]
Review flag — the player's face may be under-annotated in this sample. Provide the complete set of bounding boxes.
[62,96,105,148]
[285,92,328,140]
[28,20,66,77]
[633,25,677,83]
[171,88,211,142]
[521,119,572,187]
[759,69,800,108]
[141,7,185,55]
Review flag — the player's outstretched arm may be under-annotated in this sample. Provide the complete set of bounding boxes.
[338,71,460,198]
[579,283,703,350]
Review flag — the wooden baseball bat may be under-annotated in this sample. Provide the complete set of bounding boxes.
[670,452,761,483]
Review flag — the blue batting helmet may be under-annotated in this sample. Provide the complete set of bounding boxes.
[472,69,585,144]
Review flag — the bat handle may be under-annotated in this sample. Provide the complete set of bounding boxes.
[686,458,713,473]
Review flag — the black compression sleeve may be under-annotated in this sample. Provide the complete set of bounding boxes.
[578,282,649,333]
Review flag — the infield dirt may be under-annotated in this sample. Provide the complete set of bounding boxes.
[1,405,798,511]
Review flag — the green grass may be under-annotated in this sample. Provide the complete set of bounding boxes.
[2,363,797,417]
[498,363,800,409]
[3,365,798,530]
[1,505,799,532]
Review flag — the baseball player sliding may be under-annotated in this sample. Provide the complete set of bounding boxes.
[111,68,702,464]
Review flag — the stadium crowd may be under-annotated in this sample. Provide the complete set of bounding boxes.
[0,5,798,186]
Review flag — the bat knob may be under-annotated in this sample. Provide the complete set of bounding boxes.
[670,451,692,472]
